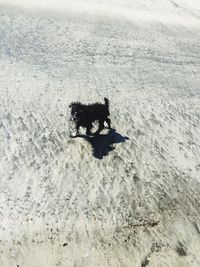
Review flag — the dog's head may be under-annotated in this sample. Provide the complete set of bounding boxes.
[69,102,85,121]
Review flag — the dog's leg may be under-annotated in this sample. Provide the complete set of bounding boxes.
[86,123,92,135]
[105,117,111,129]
[95,120,104,135]
[75,124,80,136]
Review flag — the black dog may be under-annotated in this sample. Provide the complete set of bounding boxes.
[69,98,111,136]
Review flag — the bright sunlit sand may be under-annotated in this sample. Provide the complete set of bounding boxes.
[0,0,200,266]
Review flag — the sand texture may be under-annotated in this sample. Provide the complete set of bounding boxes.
[0,0,200,266]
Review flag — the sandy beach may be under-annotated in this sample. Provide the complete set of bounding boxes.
[0,0,200,266]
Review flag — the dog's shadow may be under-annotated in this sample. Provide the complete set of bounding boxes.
[75,129,129,159]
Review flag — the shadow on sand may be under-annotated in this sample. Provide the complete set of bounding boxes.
[75,129,129,159]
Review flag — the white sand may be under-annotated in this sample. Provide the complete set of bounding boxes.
[0,0,200,266]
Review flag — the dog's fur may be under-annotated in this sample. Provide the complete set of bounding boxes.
[69,98,111,136]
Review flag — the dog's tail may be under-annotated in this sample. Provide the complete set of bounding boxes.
[104,97,109,108]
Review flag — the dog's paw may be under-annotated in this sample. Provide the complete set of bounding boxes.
[94,132,100,136]
[69,134,77,138]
